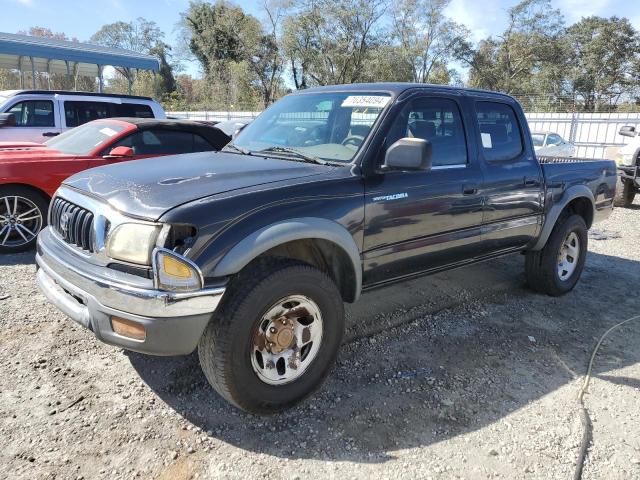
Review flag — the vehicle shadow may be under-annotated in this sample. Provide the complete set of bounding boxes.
[127,251,640,462]
[0,251,36,266]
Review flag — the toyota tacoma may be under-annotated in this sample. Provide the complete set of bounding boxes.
[36,84,616,413]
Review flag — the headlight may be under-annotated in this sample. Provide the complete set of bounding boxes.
[154,248,203,292]
[106,223,161,265]
[617,153,635,166]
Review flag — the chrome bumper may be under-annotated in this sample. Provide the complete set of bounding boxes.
[36,227,225,356]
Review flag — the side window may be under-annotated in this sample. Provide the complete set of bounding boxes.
[6,100,54,127]
[64,101,112,128]
[475,102,523,161]
[193,134,213,152]
[387,97,468,167]
[116,103,154,118]
[112,130,194,155]
[547,134,562,146]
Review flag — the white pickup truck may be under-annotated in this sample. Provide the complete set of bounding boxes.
[0,90,165,143]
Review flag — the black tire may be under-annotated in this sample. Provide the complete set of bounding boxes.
[0,185,49,253]
[198,259,345,414]
[525,214,588,296]
[614,175,636,207]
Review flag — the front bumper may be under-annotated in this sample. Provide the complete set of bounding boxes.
[36,228,225,356]
[619,166,640,188]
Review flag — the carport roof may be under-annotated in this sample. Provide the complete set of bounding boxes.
[0,32,159,76]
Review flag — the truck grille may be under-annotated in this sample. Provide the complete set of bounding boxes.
[50,197,95,252]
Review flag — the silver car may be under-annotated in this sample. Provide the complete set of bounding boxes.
[531,131,575,157]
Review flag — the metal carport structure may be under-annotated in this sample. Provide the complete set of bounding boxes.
[0,32,159,93]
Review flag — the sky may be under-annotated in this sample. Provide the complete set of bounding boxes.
[3,0,640,78]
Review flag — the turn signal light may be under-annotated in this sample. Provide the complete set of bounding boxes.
[111,316,146,341]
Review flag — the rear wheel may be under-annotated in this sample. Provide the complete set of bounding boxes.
[0,186,48,253]
[198,259,345,414]
[525,214,588,296]
[614,175,636,207]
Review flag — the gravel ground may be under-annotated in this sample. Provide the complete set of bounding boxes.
[1,199,639,480]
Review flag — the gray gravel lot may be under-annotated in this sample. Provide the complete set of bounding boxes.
[1,200,639,480]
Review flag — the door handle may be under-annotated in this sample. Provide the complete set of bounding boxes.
[462,184,478,195]
[42,132,59,137]
[523,177,538,186]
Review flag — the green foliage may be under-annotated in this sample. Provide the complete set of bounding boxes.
[90,18,176,98]
[566,16,640,111]
[283,0,388,87]
[4,3,640,114]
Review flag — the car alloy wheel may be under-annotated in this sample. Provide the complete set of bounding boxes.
[0,195,43,248]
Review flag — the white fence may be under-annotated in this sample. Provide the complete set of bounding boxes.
[525,112,640,158]
[169,110,640,159]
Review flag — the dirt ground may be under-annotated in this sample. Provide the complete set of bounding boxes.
[1,200,639,480]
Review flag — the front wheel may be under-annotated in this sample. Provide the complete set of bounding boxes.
[0,186,49,253]
[525,214,588,296]
[198,259,345,414]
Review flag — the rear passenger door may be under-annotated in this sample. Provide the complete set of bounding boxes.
[474,100,543,252]
[63,101,113,129]
[363,93,485,285]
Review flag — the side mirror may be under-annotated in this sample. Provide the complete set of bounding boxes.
[619,126,636,137]
[0,113,16,127]
[105,146,134,158]
[382,138,432,171]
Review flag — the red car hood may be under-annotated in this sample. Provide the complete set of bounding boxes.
[0,145,76,163]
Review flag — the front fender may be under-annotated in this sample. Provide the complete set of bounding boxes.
[531,185,595,251]
[210,217,363,300]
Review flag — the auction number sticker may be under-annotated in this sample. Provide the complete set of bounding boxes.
[341,95,390,108]
[99,127,119,137]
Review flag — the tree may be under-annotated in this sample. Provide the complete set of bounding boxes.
[466,0,566,95]
[390,0,469,84]
[91,18,175,97]
[283,0,388,87]
[567,16,640,111]
[182,0,284,108]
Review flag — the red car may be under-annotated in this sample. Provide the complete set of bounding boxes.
[0,118,231,253]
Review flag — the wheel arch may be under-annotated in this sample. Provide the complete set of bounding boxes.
[532,185,595,251]
[210,217,362,303]
[0,182,52,203]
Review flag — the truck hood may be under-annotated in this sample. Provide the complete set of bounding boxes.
[63,151,328,220]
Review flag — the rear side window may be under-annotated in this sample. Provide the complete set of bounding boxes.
[193,134,213,152]
[64,101,111,127]
[116,103,154,118]
[475,102,523,161]
[113,129,198,155]
[7,100,54,127]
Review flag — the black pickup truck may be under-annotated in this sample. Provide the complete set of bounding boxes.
[36,83,616,413]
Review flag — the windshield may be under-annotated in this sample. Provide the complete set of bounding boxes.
[233,92,391,163]
[531,133,545,147]
[45,121,127,155]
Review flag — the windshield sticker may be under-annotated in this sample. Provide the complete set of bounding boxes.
[99,127,119,137]
[341,95,390,109]
[481,133,493,148]
[372,192,408,202]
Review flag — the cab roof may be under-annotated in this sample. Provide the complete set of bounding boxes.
[296,82,516,101]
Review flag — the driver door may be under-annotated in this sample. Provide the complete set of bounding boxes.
[362,94,485,286]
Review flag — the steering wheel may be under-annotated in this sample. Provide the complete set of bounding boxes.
[341,135,365,148]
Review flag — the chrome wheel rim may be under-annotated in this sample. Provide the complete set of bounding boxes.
[0,196,43,248]
[557,231,580,281]
[250,295,323,385]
